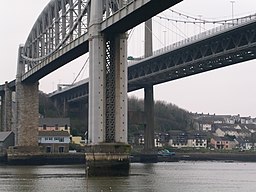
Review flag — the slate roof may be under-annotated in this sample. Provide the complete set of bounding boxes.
[38,131,70,137]
[212,135,235,142]
[39,118,70,127]
[197,116,226,124]
[244,124,256,131]
[0,131,13,142]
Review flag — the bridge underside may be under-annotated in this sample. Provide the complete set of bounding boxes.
[50,21,256,101]
[128,22,256,90]
[102,0,183,34]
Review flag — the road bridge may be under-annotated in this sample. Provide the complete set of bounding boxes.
[49,13,256,99]
[2,0,256,173]
[48,13,256,162]
[0,0,183,175]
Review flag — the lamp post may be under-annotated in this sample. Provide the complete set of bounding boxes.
[230,1,235,24]
[163,31,167,48]
[198,15,202,33]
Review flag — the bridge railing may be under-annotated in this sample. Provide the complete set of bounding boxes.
[128,13,256,65]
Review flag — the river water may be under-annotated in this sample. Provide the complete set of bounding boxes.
[0,161,256,192]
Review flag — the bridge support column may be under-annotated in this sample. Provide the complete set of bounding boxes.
[15,81,39,146]
[7,46,41,164]
[0,94,4,132]
[141,85,157,163]
[63,99,69,117]
[144,85,155,152]
[3,82,13,132]
[140,19,157,162]
[86,0,130,176]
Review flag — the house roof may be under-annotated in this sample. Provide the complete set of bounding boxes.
[38,131,70,137]
[212,135,235,142]
[213,123,236,128]
[244,124,256,131]
[0,131,13,142]
[39,118,70,127]
[197,116,227,124]
[217,127,236,132]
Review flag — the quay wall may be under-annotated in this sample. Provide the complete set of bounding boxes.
[1,152,85,165]
[131,152,256,163]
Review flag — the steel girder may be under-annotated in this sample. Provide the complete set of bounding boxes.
[50,19,256,102]
[128,21,256,91]
[105,39,116,142]
[53,78,89,103]
[22,0,90,66]
[18,0,183,83]
[20,0,133,75]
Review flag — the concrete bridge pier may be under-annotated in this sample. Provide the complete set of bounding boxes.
[0,94,3,131]
[0,82,13,132]
[86,32,131,176]
[141,85,158,163]
[144,85,155,152]
[140,19,158,162]
[85,0,130,176]
[3,82,13,132]
[7,46,42,163]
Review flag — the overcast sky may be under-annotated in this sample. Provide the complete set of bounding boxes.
[1,0,256,117]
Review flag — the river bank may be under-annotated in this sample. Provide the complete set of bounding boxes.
[0,152,85,165]
[2,151,256,165]
[131,151,256,163]
[175,152,256,162]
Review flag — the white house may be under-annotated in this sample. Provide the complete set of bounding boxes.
[38,131,70,153]
[39,118,71,133]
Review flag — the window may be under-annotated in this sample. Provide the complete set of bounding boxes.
[59,137,64,142]
[55,124,58,130]
[59,147,64,153]
[65,125,68,130]
[43,124,46,130]
[46,146,51,153]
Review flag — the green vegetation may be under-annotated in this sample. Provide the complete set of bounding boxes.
[39,93,194,138]
[39,91,60,117]
[128,96,194,136]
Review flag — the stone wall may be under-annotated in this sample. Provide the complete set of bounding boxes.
[16,81,39,146]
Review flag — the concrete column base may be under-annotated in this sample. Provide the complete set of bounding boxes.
[85,143,131,176]
[140,153,158,163]
[7,146,43,165]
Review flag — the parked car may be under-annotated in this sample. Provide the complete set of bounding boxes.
[158,149,175,157]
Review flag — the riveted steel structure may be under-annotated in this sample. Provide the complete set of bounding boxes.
[128,16,256,90]
[49,15,256,162]
[3,0,256,167]
[49,15,256,102]
[3,0,183,169]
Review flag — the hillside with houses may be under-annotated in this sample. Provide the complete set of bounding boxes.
[2,92,255,154]
[137,113,256,152]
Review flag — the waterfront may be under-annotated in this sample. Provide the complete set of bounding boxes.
[0,161,256,192]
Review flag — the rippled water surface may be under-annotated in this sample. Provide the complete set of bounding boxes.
[0,161,256,192]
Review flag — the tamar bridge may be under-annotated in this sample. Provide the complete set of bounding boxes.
[1,0,256,175]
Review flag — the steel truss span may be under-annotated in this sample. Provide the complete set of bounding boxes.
[128,20,256,91]
[50,19,256,102]
[17,0,183,83]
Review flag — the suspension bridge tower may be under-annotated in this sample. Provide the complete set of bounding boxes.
[85,0,130,176]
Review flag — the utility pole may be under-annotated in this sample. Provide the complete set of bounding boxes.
[198,15,202,33]
[163,31,167,48]
[230,1,235,24]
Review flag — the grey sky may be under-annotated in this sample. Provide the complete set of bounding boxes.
[0,0,256,117]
